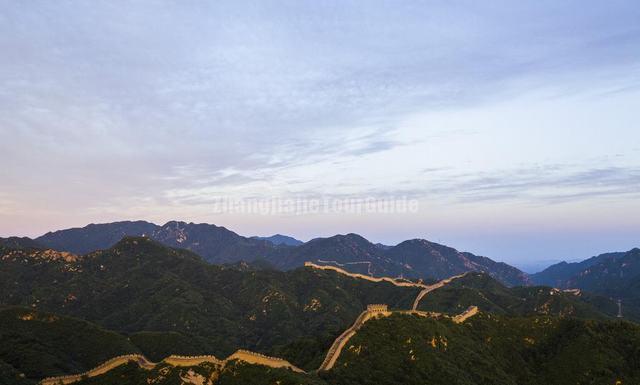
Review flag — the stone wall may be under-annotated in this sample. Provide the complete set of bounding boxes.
[163,355,223,367]
[40,267,477,384]
[40,354,151,385]
[40,350,304,385]
[452,306,479,323]
[304,262,428,288]
[412,272,469,310]
[228,350,304,373]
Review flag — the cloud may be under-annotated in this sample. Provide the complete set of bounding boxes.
[0,1,639,239]
[420,166,640,204]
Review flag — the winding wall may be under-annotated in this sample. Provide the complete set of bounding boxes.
[40,350,303,385]
[304,262,429,288]
[40,265,477,384]
[317,269,474,372]
[40,355,154,385]
[411,273,469,310]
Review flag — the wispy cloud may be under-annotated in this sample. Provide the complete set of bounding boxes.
[416,166,640,204]
[0,1,639,252]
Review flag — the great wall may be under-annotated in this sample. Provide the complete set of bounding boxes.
[304,261,434,288]
[40,350,304,385]
[40,355,155,385]
[317,304,479,371]
[40,262,478,384]
[411,272,470,310]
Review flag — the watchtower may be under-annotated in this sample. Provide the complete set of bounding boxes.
[367,304,388,313]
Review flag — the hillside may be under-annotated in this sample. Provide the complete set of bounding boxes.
[278,234,397,275]
[530,248,640,315]
[57,314,640,385]
[150,221,285,264]
[322,313,640,385]
[0,237,44,250]
[531,251,626,287]
[386,239,529,286]
[0,237,420,370]
[251,234,304,246]
[35,221,283,264]
[36,221,159,254]
[2,238,640,384]
[414,272,639,321]
[31,220,529,285]
[69,360,322,385]
[0,307,139,385]
[564,248,640,313]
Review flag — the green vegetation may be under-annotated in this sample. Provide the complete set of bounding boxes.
[417,272,638,321]
[129,331,207,362]
[54,313,640,385]
[531,248,640,319]
[2,238,640,384]
[0,237,419,372]
[71,361,324,385]
[0,307,138,384]
[34,220,531,285]
[322,313,640,385]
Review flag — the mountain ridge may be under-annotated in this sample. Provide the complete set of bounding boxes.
[29,220,530,285]
[2,238,639,385]
[531,251,627,287]
[529,248,640,319]
[251,234,304,246]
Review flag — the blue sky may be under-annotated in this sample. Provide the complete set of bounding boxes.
[1,1,639,269]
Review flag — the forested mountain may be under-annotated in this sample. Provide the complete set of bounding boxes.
[530,248,640,315]
[323,313,640,385]
[35,314,640,385]
[31,220,529,285]
[0,307,139,382]
[1,238,639,385]
[0,237,419,373]
[415,272,639,320]
[531,251,626,287]
[0,237,44,250]
[251,234,304,246]
[36,221,159,255]
[386,239,529,286]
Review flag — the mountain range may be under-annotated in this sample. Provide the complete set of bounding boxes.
[531,249,640,312]
[0,237,422,382]
[27,220,529,286]
[530,251,627,287]
[1,236,639,385]
[5,220,639,294]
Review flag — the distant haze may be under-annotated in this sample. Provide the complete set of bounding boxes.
[1,1,639,266]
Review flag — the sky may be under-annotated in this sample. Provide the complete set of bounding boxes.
[1,1,639,271]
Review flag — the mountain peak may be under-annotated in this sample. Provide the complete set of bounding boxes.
[251,234,303,246]
[0,236,44,250]
[334,233,370,242]
[29,220,529,286]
